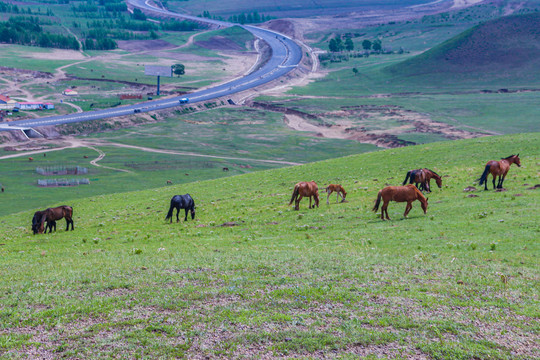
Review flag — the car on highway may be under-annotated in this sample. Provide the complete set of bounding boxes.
[179,98,189,104]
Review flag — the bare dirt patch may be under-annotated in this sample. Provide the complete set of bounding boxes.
[250,101,484,148]
[116,39,177,52]
[24,48,86,61]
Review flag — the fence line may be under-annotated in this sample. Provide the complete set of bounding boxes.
[37,178,90,187]
[36,166,88,175]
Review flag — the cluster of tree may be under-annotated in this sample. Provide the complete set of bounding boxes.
[160,20,198,32]
[83,37,117,50]
[328,36,354,52]
[0,17,79,50]
[71,1,127,19]
[199,10,223,20]
[131,8,147,21]
[0,3,54,16]
[361,39,382,52]
[228,12,273,24]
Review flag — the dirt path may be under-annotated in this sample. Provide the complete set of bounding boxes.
[0,138,302,167]
[83,145,132,173]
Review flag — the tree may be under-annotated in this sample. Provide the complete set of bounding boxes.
[352,67,358,76]
[372,39,382,52]
[173,63,185,76]
[345,38,354,51]
[362,39,372,50]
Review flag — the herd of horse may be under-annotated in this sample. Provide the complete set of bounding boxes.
[30,154,522,233]
[289,154,521,220]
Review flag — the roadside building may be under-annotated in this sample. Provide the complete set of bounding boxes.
[63,89,78,96]
[18,102,55,110]
[0,95,18,110]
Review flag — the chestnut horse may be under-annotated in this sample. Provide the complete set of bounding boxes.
[289,181,319,210]
[38,206,74,233]
[478,154,521,190]
[31,210,56,235]
[372,184,428,220]
[324,184,347,204]
[403,168,442,192]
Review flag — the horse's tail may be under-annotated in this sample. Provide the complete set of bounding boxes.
[372,191,382,212]
[403,171,412,185]
[478,164,491,185]
[165,201,174,221]
[289,185,299,205]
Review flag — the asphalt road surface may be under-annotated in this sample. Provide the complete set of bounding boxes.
[1,0,302,132]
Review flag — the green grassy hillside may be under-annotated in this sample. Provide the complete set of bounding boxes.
[0,133,538,358]
[386,13,540,83]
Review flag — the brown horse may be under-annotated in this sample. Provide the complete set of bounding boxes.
[403,168,442,192]
[372,184,428,220]
[478,154,521,190]
[31,210,56,235]
[38,206,74,233]
[324,184,347,204]
[289,181,319,210]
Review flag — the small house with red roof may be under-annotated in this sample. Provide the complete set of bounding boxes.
[0,95,19,110]
[62,89,78,96]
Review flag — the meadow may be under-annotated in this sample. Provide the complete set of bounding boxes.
[0,133,538,359]
[0,107,376,216]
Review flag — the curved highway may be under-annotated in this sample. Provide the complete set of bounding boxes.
[0,0,303,132]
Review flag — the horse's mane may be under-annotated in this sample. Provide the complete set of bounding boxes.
[425,168,440,177]
[502,154,515,160]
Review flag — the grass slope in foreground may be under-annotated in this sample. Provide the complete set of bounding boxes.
[0,133,538,359]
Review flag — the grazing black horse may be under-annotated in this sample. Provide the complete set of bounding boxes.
[31,210,56,235]
[165,194,195,223]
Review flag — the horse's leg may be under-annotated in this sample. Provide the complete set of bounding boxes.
[492,174,496,190]
[326,190,331,205]
[184,208,188,221]
[498,172,507,189]
[295,195,303,210]
[404,202,412,218]
[381,200,388,220]
[309,196,312,209]
[176,207,180,223]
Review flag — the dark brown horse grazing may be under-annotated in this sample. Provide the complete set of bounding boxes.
[38,206,74,233]
[324,184,347,204]
[373,184,428,220]
[289,181,319,210]
[403,168,442,192]
[31,210,56,235]
[478,154,521,190]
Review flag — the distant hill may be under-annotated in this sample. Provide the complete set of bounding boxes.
[386,13,540,80]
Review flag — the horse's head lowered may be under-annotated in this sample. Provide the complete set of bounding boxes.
[421,197,429,214]
[31,211,44,235]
